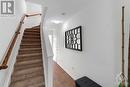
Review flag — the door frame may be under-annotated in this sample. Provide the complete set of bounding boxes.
[128,25,130,86]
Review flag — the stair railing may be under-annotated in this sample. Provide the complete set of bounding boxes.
[0,13,42,70]
[26,13,41,17]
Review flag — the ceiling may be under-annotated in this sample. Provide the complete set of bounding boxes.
[26,0,88,23]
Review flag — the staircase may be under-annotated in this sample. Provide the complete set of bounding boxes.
[9,26,45,87]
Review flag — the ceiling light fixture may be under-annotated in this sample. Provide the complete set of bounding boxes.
[51,20,62,24]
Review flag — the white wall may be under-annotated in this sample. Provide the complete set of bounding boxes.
[0,0,26,86]
[26,1,41,14]
[0,0,26,63]
[124,0,130,84]
[54,0,129,87]
[24,16,41,28]
[24,2,41,28]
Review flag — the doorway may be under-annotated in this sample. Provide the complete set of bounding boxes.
[48,31,57,61]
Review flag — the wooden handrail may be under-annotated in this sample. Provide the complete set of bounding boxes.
[26,13,41,17]
[0,14,26,70]
[0,13,42,70]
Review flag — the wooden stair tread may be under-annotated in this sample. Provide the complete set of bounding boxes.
[10,75,44,87]
[25,30,40,32]
[23,35,40,37]
[23,36,40,39]
[13,66,43,76]
[16,59,42,66]
[24,32,40,34]
[21,41,41,44]
[24,30,40,32]
[22,39,41,41]
[20,44,41,48]
[14,62,43,71]
[11,70,44,83]
[18,53,42,57]
[19,48,42,54]
[19,52,42,55]
[17,55,42,61]
[23,34,40,37]
[17,56,42,61]
[19,48,42,51]
[21,40,41,43]
[28,82,45,87]
[20,47,41,49]
[20,43,41,46]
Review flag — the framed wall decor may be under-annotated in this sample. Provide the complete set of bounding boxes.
[65,26,82,51]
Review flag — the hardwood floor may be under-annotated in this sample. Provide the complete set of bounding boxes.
[53,61,76,87]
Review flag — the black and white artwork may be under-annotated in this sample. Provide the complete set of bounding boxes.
[65,26,82,51]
